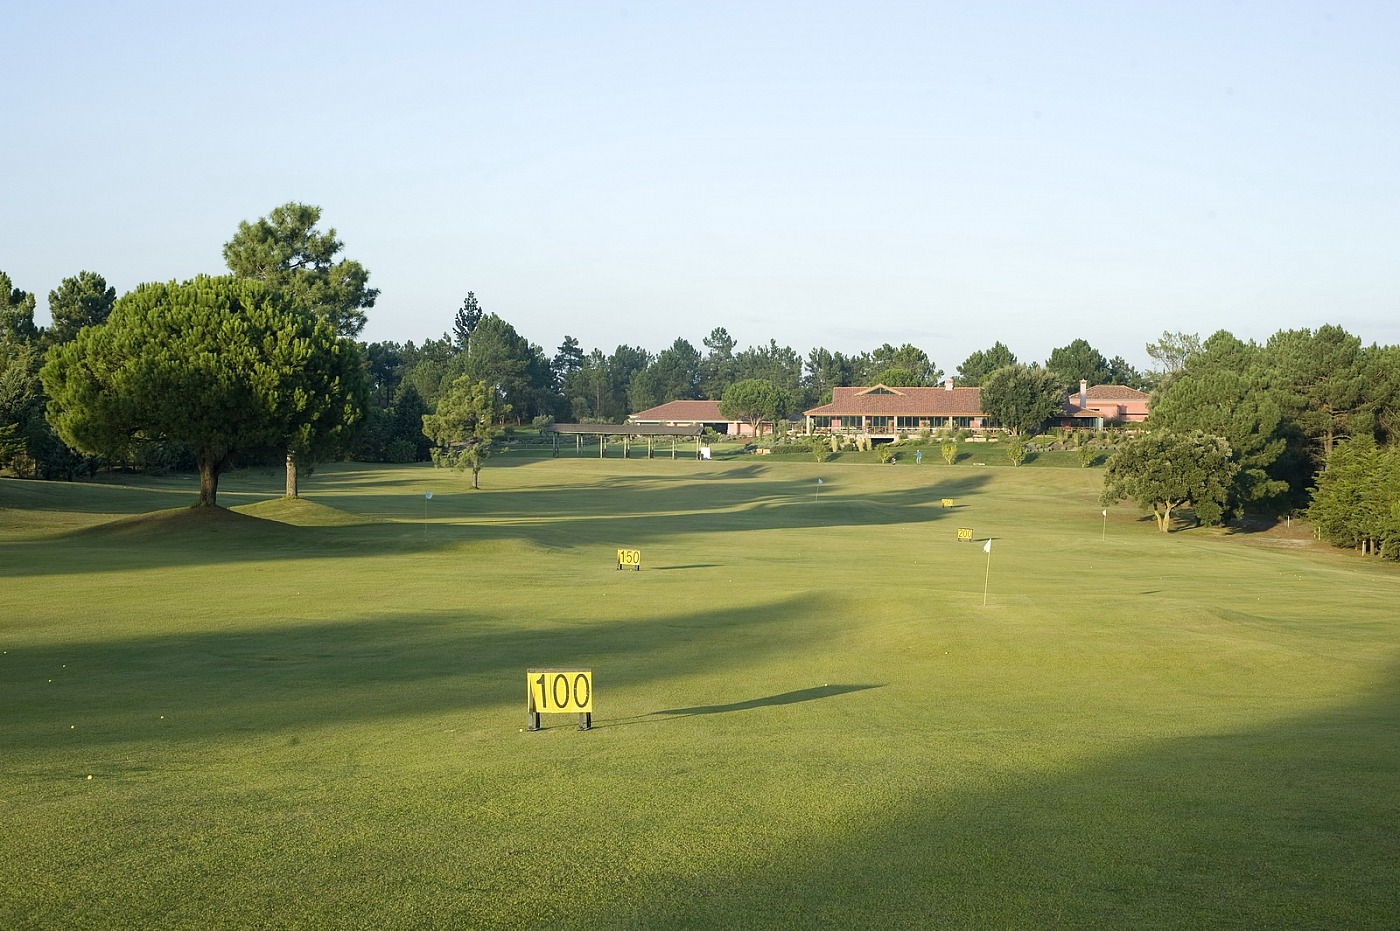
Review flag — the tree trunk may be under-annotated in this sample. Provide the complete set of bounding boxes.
[196,453,222,508]
[471,464,481,490]
[285,449,299,498]
[1155,502,1173,532]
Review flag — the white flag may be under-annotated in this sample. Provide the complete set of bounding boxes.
[983,539,992,554]
[817,479,823,485]
[1101,508,1107,517]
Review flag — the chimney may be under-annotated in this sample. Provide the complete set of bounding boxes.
[1079,379,1088,408]
[945,378,954,391]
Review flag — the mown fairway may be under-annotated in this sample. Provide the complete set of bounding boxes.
[3,455,1398,929]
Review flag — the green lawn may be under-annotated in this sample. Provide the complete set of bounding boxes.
[2,457,1397,929]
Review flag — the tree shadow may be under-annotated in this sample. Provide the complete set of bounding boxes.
[1,464,994,577]
[652,684,883,717]
[0,598,835,753]
[569,661,1400,929]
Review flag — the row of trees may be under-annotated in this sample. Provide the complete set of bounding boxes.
[1307,437,1400,557]
[2,204,379,504]
[1099,326,1400,547]
[4,196,1171,486]
[354,330,1152,443]
[6,200,1399,554]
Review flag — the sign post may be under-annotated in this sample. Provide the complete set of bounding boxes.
[526,668,593,731]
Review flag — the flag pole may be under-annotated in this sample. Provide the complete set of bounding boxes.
[981,538,992,607]
[1101,508,1107,541]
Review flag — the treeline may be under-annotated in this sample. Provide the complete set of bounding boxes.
[1,270,118,479]
[4,200,1399,559]
[1122,328,1400,555]
[353,323,1150,461]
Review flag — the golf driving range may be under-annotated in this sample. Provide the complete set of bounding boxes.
[3,456,1397,929]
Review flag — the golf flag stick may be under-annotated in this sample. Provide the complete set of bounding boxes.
[982,538,992,607]
[815,477,823,504]
[1102,507,1107,541]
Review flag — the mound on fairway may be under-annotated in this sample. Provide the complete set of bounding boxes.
[233,496,374,527]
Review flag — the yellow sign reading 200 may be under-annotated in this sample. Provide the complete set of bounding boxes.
[956,527,974,542]
[527,669,593,714]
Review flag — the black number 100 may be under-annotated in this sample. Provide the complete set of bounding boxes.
[533,672,590,710]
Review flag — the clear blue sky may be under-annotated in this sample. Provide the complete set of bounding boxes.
[4,1,1398,372]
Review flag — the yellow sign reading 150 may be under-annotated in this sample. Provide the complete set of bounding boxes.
[617,548,641,570]
[527,669,593,714]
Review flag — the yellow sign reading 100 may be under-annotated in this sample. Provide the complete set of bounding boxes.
[617,548,641,570]
[527,669,593,714]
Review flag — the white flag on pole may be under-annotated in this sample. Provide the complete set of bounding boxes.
[1101,508,1107,517]
[983,539,992,553]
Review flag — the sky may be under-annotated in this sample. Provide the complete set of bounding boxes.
[4,1,1398,373]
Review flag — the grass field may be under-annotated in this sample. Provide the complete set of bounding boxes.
[3,455,1398,929]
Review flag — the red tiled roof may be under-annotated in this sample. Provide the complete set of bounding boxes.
[805,385,984,417]
[1083,385,1149,401]
[629,400,728,423]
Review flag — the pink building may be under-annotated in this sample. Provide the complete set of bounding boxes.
[1055,380,1150,428]
[628,399,766,436]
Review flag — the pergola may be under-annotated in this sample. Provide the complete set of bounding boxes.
[542,423,705,459]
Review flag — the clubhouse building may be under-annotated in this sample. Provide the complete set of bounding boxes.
[803,379,1149,438]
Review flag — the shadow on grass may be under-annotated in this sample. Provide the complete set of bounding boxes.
[0,597,837,753]
[1,465,993,578]
[576,662,1400,929]
[653,683,883,717]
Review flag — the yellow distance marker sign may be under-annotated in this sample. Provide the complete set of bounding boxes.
[941,498,955,508]
[616,548,641,570]
[526,668,593,731]
[956,527,975,542]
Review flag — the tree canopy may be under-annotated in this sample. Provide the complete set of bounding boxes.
[0,271,39,345]
[1045,338,1110,392]
[719,378,791,438]
[44,271,116,347]
[1101,430,1238,532]
[42,276,363,507]
[1150,330,1292,512]
[422,375,508,489]
[956,342,1017,386]
[1307,435,1400,557]
[223,202,378,338]
[978,364,1064,435]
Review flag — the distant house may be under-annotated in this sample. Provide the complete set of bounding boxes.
[804,382,988,438]
[628,399,764,436]
[805,378,1150,438]
[1053,380,1150,429]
